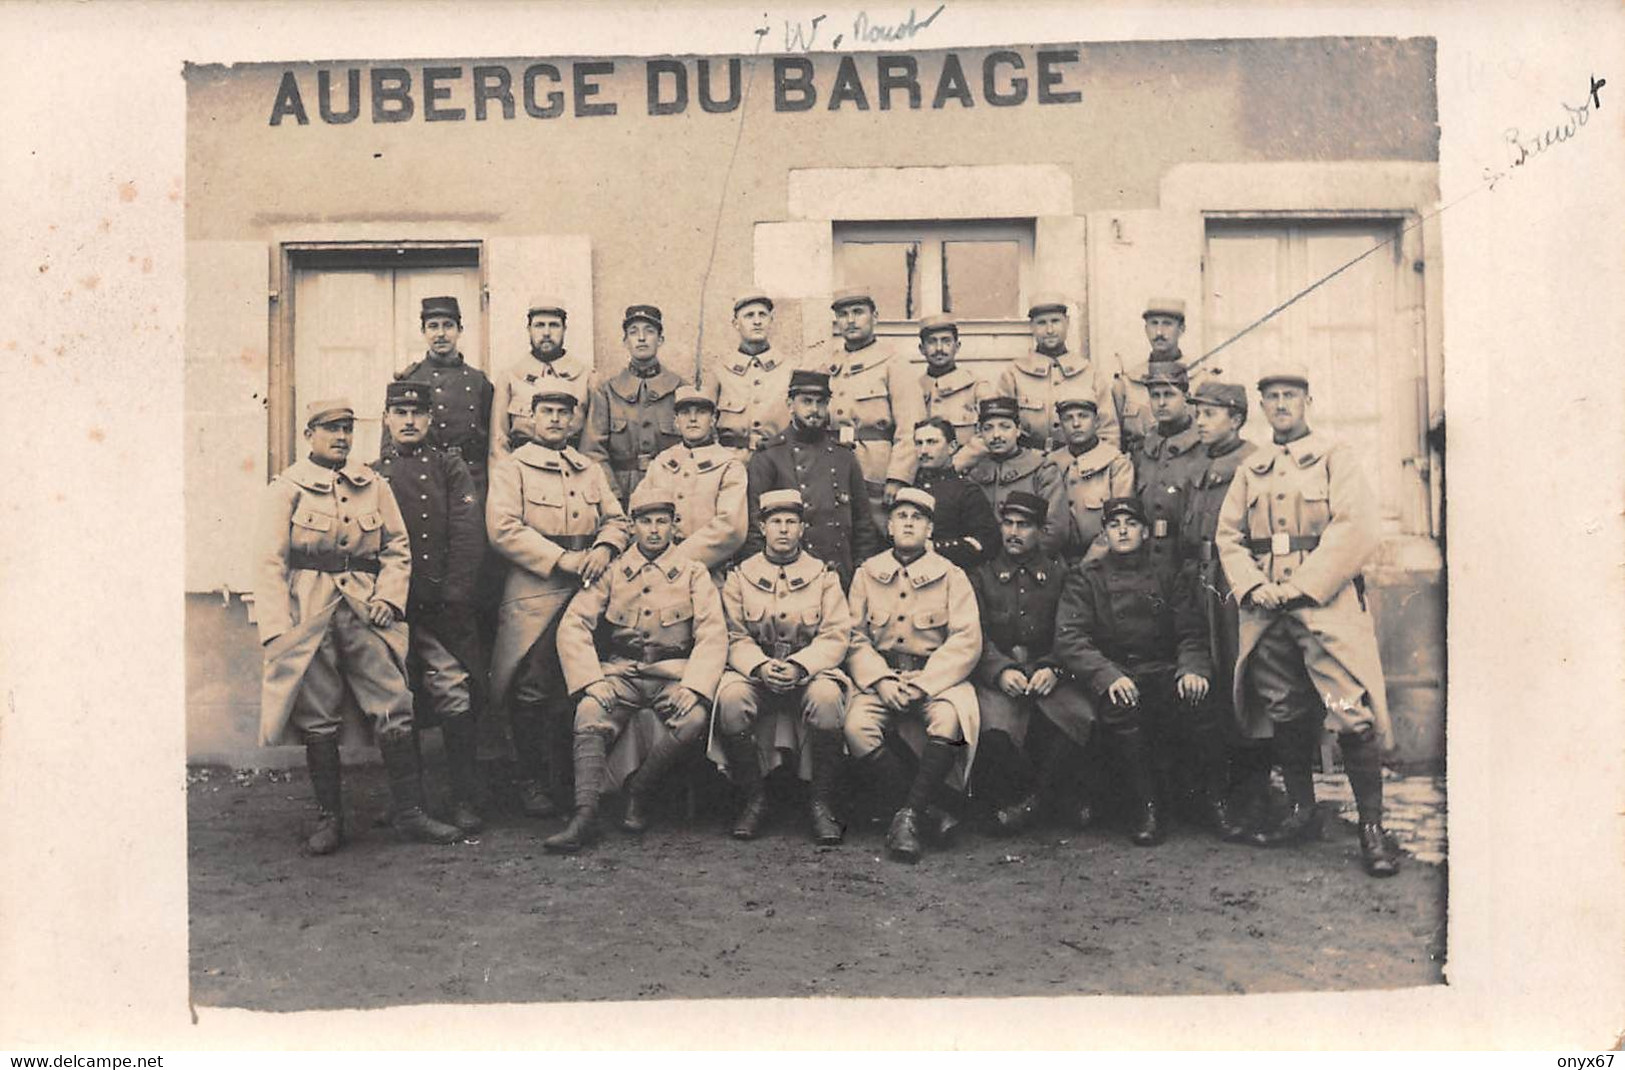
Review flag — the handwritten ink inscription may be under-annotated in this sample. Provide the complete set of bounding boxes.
[1485,73,1606,190]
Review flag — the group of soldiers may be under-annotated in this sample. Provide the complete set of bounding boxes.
[255,285,1401,878]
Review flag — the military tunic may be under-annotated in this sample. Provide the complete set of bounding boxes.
[744,426,883,589]
[492,351,594,459]
[919,365,993,472]
[963,448,1068,558]
[911,464,999,572]
[1215,431,1392,748]
[817,338,924,529]
[637,441,748,579]
[1046,438,1135,564]
[969,550,1094,747]
[702,346,798,462]
[580,364,684,503]
[393,353,496,498]
[843,549,983,788]
[373,443,487,725]
[1132,419,1206,569]
[995,348,1119,455]
[1178,437,1259,718]
[710,551,853,778]
[256,458,414,747]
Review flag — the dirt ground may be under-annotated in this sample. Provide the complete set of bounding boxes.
[188,761,1446,1011]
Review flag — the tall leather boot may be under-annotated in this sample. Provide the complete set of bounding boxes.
[441,715,485,834]
[1249,717,1322,847]
[889,739,957,863]
[1342,729,1400,877]
[511,701,560,818]
[544,732,607,853]
[1113,724,1163,846]
[1191,717,1239,838]
[1225,742,1272,843]
[807,729,846,846]
[303,739,344,855]
[721,733,769,840]
[379,734,463,844]
[859,744,912,817]
[621,727,693,833]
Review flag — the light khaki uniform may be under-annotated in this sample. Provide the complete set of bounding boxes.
[995,348,1119,455]
[637,441,749,580]
[579,365,684,503]
[963,448,1068,558]
[702,347,798,463]
[843,550,983,789]
[919,365,993,472]
[817,339,924,531]
[491,352,594,459]
[1045,439,1135,563]
[256,458,414,746]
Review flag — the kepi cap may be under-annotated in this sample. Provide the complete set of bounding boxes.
[977,396,1021,423]
[1026,292,1069,318]
[1055,396,1098,415]
[527,296,568,320]
[733,291,774,314]
[758,489,805,518]
[888,487,936,517]
[830,286,876,311]
[917,312,958,339]
[530,388,579,411]
[1102,497,1147,525]
[627,481,677,519]
[1190,380,1248,415]
[998,490,1049,526]
[1142,297,1187,322]
[305,397,355,428]
[1257,362,1311,391]
[1133,360,1190,390]
[622,304,663,331]
[420,295,461,321]
[384,381,431,410]
[788,369,832,397]
[674,385,716,412]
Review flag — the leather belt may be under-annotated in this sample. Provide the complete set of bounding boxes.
[548,533,598,551]
[853,427,893,442]
[609,454,655,472]
[289,550,381,574]
[883,651,928,672]
[717,429,765,450]
[607,639,687,663]
[1246,534,1321,555]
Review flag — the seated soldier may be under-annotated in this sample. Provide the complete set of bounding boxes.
[638,386,749,582]
[844,489,983,863]
[963,396,1067,558]
[1054,497,1222,846]
[257,398,462,854]
[712,490,853,844]
[545,481,729,853]
[1045,397,1134,565]
[910,417,999,571]
[967,492,1097,835]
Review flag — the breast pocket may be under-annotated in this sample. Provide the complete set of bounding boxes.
[851,381,893,431]
[658,602,696,643]
[290,507,334,552]
[1297,481,1331,535]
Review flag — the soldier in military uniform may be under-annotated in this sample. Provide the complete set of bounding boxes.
[1215,364,1400,877]
[487,390,630,820]
[581,304,684,504]
[545,482,730,853]
[844,489,983,863]
[257,399,463,854]
[1180,380,1267,841]
[962,396,1067,557]
[744,370,882,590]
[637,387,748,583]
[1054,497,1217,846]
[995,293,1118,455]
[712,489,852,844]
[1045,396,1134,565]
[702,292,798,462]
[822,286,925,533]
[915,313,992,473]
[1114,297,1189,458]
[373,380,488,833]
[1131,360,1207,571]
[392,296,496,500]
[492,297,593,460]
[968,492,1097,834]
[909,417,998,572]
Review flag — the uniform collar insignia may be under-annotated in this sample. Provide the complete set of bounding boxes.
[931,366,976,393]
[864,553,901,583]
[524,372,539,384]
[338,463,373,487]
[1064,439,1122,476]
[904,552,948,587]
[608,365,680,402]
[1283,432,1326,466]
[286,458,334,492]
[515,442,570,470]
[997,450,1043,483]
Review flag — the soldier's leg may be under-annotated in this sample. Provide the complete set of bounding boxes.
[332,605,461,845]
[801,674,848,845]
[715,672,769,840]
[845,693,910,820]
[416,627,483,833]
[887,700,963,862]
[543,679,638,853]
[290,626,346,855]
[1245,618,1324,847]
[1298,636,1399,876]
[1032,683,1096,827]
[973,687,1035,820]
[511,604,573,817]
[622,678,709,834]
[1098,680,1161,846]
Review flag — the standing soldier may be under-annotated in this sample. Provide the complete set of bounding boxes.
[1215,364,1400,877]
[968,492,1097,834]
[581,304,684,505]
[915,313,992,473]
[257,398,463,854]
[1131,360,1206,571]
[909,417,999,572]
[844,489,983,863]
[744,370,883,590]
[637,387,749,582]
[1046,396,1134,565]
[373,381,488,833]
[1053,497,1218,846]
[1180,379,1266,840]
[824,286,924,533]
[712,490,853,844]
[545,482,730,853]
[1115,298,1190,458]
[963,396,1067,557]
[492,297,593,461]
[703,292,798,462]
[487,390,630,821]
[997,293,1118,456]
[393,296,496,501]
